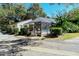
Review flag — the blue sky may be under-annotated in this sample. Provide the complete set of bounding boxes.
[24,3,79,17]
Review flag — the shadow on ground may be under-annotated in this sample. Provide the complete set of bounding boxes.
[0,38,42,56]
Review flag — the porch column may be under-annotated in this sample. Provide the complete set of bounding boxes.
[33,23,35,36]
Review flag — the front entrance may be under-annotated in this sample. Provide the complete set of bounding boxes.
[34,22,41,36]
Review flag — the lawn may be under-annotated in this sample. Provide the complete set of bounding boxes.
[59,33,79,40]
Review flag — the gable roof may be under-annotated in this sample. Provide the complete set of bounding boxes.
[32,17,56,23]
[17,19,32,26]
[17,19,33,31]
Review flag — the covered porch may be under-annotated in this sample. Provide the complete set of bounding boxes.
[30,17,56,36]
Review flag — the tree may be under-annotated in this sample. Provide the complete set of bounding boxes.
[0,3,27,22]
[15,4,27,21]
[53,8,79,33]
[67,8,79,25]
[26,3,47,19]
[54,10,69,27]
[0,3,27,33]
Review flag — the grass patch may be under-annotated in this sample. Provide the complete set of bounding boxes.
[59,33,79,40]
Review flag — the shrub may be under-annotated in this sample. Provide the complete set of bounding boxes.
[12,27,18,35]
[6,26,12,34]
[50,27,63,37]
[62,21,79,33]
[19,27,27,35]
[6,25,18,34]
[19,26,31,36]
[29,24,33,31]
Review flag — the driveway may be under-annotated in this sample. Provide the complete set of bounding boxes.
[0,32,79,56]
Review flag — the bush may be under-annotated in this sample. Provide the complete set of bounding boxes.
[19,27,27,35]
[12,27,18,35]
[19,26,31,36]
[6,26,12,34]
[50,27,62,37]
[6,25,18,34]
[62,21,79,33]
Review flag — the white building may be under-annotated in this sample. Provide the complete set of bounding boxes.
[16,19,33,31]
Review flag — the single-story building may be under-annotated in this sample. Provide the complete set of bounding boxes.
[16,17,56,36]
[17,19,33,32]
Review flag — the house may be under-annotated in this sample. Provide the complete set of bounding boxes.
[16,17,56,36]
[32,17,56,36]
[16,19,33,32]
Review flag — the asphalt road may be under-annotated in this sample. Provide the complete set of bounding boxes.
[0,32,79,56]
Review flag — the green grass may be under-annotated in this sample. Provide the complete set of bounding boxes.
[59,33,79,40]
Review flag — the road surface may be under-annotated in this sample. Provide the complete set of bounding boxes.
[0,32,79,56]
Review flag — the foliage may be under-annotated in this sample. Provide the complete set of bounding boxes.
[0,3,27,34]
[1,3,79,36]
[54,9,79,33]
[0,3,27,22]
[67,8,79,25]
[50,27,62,37]
[6,25,18,34]
[62,21,79,33]
[0,24,18,35]
[54,11,69,27]
[19,26,31,36]
[15,4,27,21]
[26,3,47,19]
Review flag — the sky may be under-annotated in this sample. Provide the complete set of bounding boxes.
[24,3,79,17]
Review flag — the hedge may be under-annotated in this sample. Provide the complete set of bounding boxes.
[50,27,63,37]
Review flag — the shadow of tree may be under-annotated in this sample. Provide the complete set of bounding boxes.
[45,34,58,38]
[0,38,31,45]
[0,38,42,56]
[0,38,32,56]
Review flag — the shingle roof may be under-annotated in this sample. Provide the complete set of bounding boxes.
[32,17,56,23]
